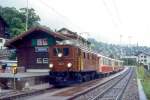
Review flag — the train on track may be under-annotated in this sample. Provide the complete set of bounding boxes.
[48,38,124,86]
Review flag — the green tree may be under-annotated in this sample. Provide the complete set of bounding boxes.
[0,6,40,37]
[19,8,40,28]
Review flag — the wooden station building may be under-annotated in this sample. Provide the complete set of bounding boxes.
[5,27,69,72]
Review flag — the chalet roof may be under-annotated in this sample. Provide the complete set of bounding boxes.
[58,28,76,35]
[0,16,8,27]
[58,28,91,44]
[5,27,70,47]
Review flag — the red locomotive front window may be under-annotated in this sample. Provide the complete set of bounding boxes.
[63,48,69,56]
[53,47,69,57]
[53,48,62,56]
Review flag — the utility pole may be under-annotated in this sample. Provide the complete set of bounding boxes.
[25,0,29,31]
[128,36,132,66]
[120,34,123,58]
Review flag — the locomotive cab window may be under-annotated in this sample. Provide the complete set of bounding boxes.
[53,48,62,56]
[63,48,69,56]
[83,52,86,58]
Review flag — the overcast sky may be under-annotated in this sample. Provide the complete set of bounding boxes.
[1,0,150,46]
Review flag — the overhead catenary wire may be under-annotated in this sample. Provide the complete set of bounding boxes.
[36,0,83,32]
[101,0,118,27]
[111,0,122,25]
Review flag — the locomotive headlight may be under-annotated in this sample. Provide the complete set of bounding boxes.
[58,53,62,57]
[49,64,53,68]
[67,63,72,68]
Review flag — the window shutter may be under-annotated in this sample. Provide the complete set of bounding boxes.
[48,38,55,46]
[32,39,37,46]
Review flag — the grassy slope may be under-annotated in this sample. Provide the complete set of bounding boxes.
[137,66,150,100]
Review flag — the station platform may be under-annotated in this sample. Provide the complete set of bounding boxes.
[0,72,49,78]
[0,72,49,90]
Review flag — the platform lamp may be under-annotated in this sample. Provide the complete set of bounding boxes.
[12,64,17,90]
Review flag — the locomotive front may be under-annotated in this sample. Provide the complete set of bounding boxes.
[48,45,80,86]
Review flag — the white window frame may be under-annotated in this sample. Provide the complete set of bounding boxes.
[43,58,48,64]
[0,39,3,43]
[37,58,42,64]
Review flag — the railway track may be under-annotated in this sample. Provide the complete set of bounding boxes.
[67,67,132,100]
[91,68,133,100]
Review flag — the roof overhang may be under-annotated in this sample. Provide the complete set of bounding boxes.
[5,27,70,48]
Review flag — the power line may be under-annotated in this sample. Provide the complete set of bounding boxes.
[111,0,122,24]
[37,0,83,32]
[101,0,118,27]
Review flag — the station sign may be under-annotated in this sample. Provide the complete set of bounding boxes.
[35,47,48,52]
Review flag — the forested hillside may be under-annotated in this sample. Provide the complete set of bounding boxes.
[88,38,150,58]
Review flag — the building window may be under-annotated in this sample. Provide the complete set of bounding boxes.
[144,56,146,58]
[0,39,3,43]
[37,38,48,46]
[43,58,48,64]
[32,38,48,46]
[36,58,42,64]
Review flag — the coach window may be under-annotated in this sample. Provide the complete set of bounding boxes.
[63,48,69,56]
[92,54,94,60]
[87,53,89,59]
